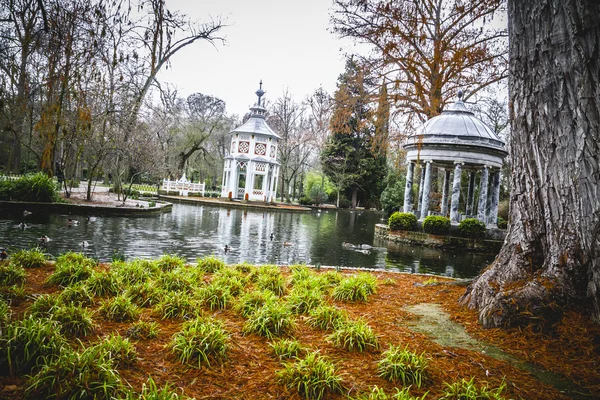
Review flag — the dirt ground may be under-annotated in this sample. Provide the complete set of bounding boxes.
[1,264,599,400]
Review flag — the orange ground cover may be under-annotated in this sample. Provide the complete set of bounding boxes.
[1,264,599,399]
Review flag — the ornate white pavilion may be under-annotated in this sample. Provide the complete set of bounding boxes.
[402,92,508,227]
[220,82,280,202]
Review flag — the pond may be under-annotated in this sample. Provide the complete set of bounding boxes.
[0,203,495,279]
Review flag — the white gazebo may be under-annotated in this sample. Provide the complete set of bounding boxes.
[402,91,508,227]
[220,81,280,202]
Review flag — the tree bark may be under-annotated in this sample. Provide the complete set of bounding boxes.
[461,0,600,327]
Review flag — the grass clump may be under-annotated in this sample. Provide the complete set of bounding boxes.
[306,304,348,331]
[351,386,427,400]
[46,252,95,287]
[256,266,287,296]
[27,294,59,318]
[197,255,225,273]
[125,281,164,308]
[91,333,138,367]
[157,270,194,293]
[58,282,94,306]
[211,272,247,297]
[156,254,186,271]
[440,377,506,399]
[25,346,123,399]
[10,247,47,268]
[85,270,120,296]
[243,299,295,339]
[170,317,229,368]
[286,286,324,315]
[276,351,344,400]
[113,259,159,286]
[332,273,378,302]
[377,345,428,388]
[126,320,160,340]
[156,291,197,319]
[0,262,26,286]
[289,264,313,285]
[196,282,233,311]
[121,377,191,400]
[99,294,141,322]
[0,301,10,330]
[270,338,304,360]
[234,289,277,318]
[52,303,95,337]
[0,316,67,375]
[327,319,379,352]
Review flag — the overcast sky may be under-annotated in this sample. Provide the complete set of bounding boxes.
[157,0,356,117]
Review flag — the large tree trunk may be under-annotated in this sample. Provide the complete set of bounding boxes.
[461,0,600,328]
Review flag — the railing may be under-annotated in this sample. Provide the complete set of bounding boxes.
[162,179,205,196]
[252,189,264,196]
[237,188,245,197]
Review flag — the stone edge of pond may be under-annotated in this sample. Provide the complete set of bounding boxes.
[158,194,312,212]
[0,200,173,217]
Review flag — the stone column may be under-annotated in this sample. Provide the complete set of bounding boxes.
[420,161,433,220]
[244,161,253,200]
[440,168,451,217]
[450,162,463,223]
[272,166,279,203]
[477,166,490,222]
[488,170,501,227]
[466,171,476,215]
[403,162,415,213]
[417,165,426,213]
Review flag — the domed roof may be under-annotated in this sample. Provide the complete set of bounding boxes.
[403,96,507,168]
[230,81,281,140]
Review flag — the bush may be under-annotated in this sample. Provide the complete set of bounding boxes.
[27,294,59,318]
[58,282,94,306]
[243,300,295,339]
[388,212,417,231]
[156,292,197,320]
[8,172,59,202]
[170,317,229,368]
[196,283,233,311]
[46,252,95,287]
[327,319,379,352]
[10,247,47,268]
[377,345,428,388]
[307,304,348,331]
[125,281,163,308]
[276,352,344,400]
[459,218,487,238]
[234,289,277,318]
[332,273,378,302]
[286,286,324,315]
[52,303,95,337]
[85,270,120,297]
[299,196,313,206]
[25,346,123,399]
[99,295,140,322]
[422,215,451,235]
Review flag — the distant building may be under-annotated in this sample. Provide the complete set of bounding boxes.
[221,81,280,202]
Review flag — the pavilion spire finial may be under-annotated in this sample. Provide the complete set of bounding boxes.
[457,90,464,101]
[256,80,265,107]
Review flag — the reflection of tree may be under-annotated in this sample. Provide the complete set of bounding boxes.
[324,154,358,208]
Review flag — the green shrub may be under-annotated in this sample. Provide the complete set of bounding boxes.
[440,377,507,399]
[196,283,233,311]
[459,218,487,238]
[299,196,313,205]
[0,316,68,374]
[10,247,47,268]
[99,295,141,322]
[25,346,123,399]
[270,338,304,360]
[327,319,379,352]
[148,201,157,208]
[126,281,163,308]
[377,345,428,388]
[156,254,186,271]
[52,303,95,337]
[9,172,58,202]
[307,304,348,331]
[422,215,451,235]
[197,255,225,273]
[156,292,197,320]
[276,352,344,400]
[0,263,26,286]
[157,270,193,293]
[243,300,295,339]
[91,333,138,367]
[170,317,229,368]
[126,320,160,340]
[234,289,277,318]
[388,212,417,231]
[211,273,247,297]
[257,267,286,296]
[332,273,378,302]
[113,259,159,285]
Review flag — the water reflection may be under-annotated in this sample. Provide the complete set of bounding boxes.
[0,204,494,278]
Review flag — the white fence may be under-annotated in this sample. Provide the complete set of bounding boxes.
[161,179,205,196]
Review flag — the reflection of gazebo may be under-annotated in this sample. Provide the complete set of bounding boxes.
[402,92,508,227]
[220,82,280,202]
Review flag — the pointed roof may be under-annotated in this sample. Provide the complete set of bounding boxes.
[230,81,281,140]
